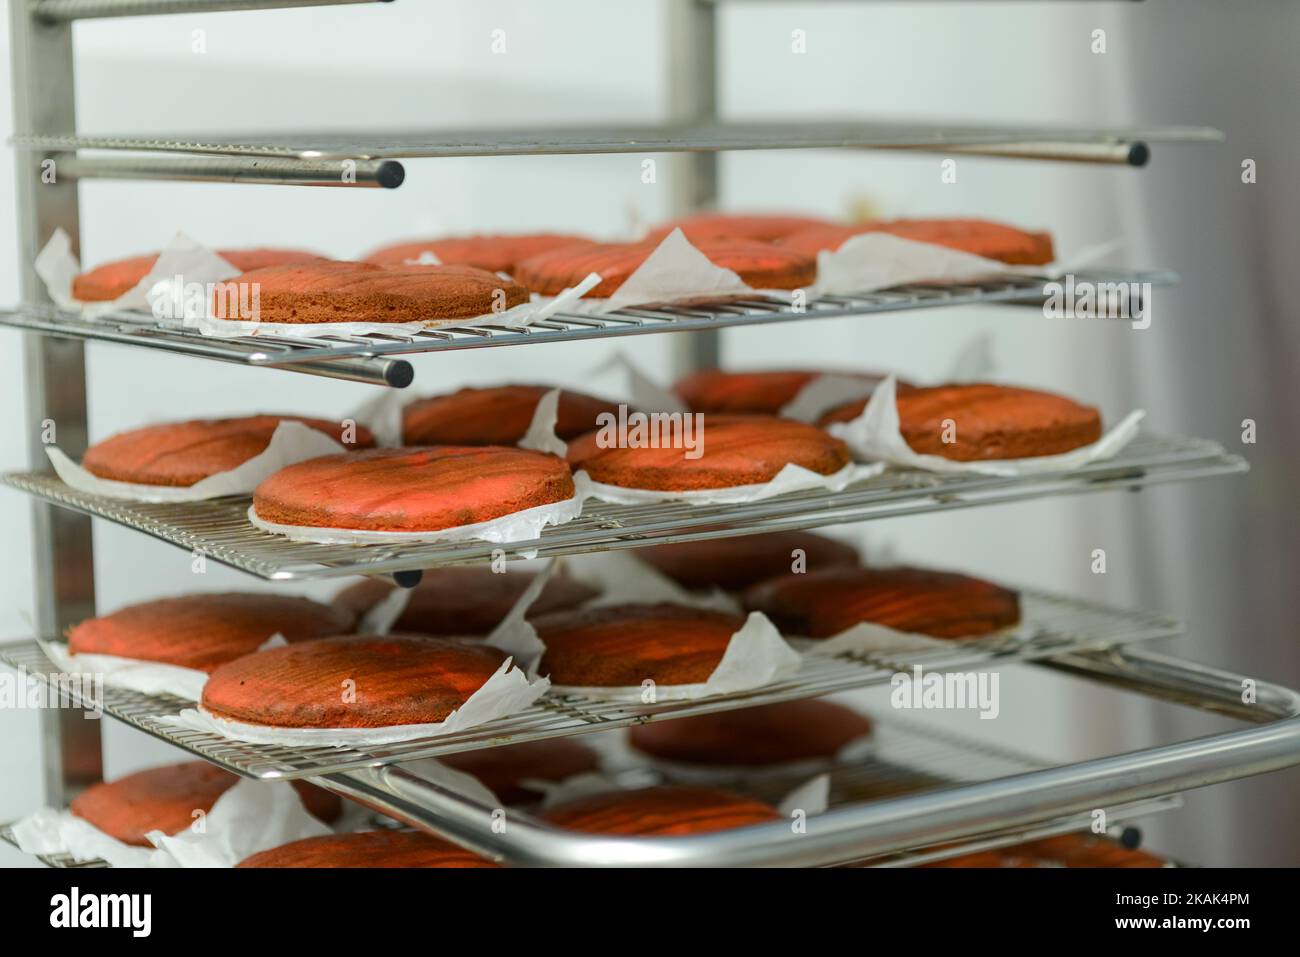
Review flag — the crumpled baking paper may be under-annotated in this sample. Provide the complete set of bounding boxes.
[561,229,795,315]
[11,776,331,868]
[37,632,287,703]
[35,228,241,320]
[777,333,996,425]
[547,609,801,702]
[149,777,333,867]
[45,420,348,503]
[248,471,590,546]
[808,231,1039,298]
[825,375,1145,477]
[577,460,885,507]
[11,807,167,868]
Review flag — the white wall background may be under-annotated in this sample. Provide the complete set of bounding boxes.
[2,0,1292,866]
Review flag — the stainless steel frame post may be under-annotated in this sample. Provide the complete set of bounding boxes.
[667,0,721,375]
[10,3,102,805]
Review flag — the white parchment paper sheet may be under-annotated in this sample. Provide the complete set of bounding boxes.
[45,420,348,503]
[12,777,330,868]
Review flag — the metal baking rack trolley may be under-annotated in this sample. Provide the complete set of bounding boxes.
[3,0,1295,868]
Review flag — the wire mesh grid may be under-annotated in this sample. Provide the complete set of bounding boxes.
[0,432,1247,582]
[0,589,1182,782]
[1,269,1173,384]
[0,718,1181,869]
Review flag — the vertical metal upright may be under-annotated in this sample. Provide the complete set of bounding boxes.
[10,3,103,805]
[667,0,721,376]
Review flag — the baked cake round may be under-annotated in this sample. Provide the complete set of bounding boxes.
[637,531,859,592]
[628,700,873,767]
[214,260,529,325]
[81,414,374,488]
[402,385,621,446]
[67,592,354,673]
[514,238,817,298]
[364,233,594,275]
[542,786,780,836]
[781,218,1055,266]
[819,383,1103,461]
[673,369,906,416]
[534,603,745,687]
[72,248,325,302]
[200,635,510,728]
[440,739,601,804]
[252,446,575,533]
[646,213,835,244]
[928,834,1165,869]
[237,830,495,868]
[70,761,342,846]
[566,414,851,492]
[334,567,598,638]
[743,566,1021,640]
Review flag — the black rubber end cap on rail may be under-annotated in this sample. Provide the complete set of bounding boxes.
[1127,142,1151,168]
[385,360,414,389]
[392,570,423,589]
[1118,826,1143,850]
[377,160,406,190]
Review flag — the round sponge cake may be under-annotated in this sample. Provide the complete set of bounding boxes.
[238,830,494,868]
[514,238,816,298]
[628,700,873,767]
[743,566,1021,640]
[216,260,529,325]
[534,603,745,687]
[67,592,354,673]
[819,383,1103,461]
[252,446,575,533]
[542,786,780,836]
[81,414,374,487]
[402,385,620,446]
[70,761,342,846]
[200,635,510,729]
[567,414,850,492]
[72,247,324,302]
[364,233,594,275]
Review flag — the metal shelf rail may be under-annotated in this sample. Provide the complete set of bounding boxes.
[316,647,1300,867]
[13,121,1225,185]
[0,433,1246,584]
[0,717,1185,869]
[0,587,1183,780]
[0,270,1174,388]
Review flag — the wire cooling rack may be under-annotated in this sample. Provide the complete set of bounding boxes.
[0,716,1181,869]
[0,269,1174,387]
[0,588,1181,781]
[0,433,1247,584]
